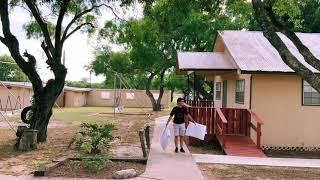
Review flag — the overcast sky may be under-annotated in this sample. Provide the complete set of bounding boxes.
[0,4,142,83]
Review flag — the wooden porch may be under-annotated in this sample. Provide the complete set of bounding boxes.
[186,100,265,157]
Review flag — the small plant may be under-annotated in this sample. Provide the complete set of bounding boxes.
[70,123,115,172]
[81,155,111,172]
[70,123,115,154]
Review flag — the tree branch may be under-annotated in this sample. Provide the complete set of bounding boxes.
[62,4,125,43]
[0,0,43,90]
[264,1,320,72]
[41,41,53,63]
[23,0,55,54]
[54,0,71,63]
[252,0,320,92]
[62,23,94,42]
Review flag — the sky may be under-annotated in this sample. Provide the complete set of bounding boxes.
[0,3,143,83]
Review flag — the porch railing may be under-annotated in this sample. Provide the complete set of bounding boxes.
[186,100,214,107]
[215,107,227,148]
[188,105,264,149]
[188,107,215,135]
[247,109,264,148]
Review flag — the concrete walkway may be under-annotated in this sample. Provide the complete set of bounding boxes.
[193,154,320,168]
[141,116,204,180]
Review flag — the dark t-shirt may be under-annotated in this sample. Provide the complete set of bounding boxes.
[170,106,189,124]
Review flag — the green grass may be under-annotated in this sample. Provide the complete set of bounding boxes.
[52,107,153,124]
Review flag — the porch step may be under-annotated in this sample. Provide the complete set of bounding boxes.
[222,135,266,157]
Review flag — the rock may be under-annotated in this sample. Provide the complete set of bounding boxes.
[112,169,137,179]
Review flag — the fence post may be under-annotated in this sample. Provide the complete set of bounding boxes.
[139,130,147,158]
[145,125,150,149]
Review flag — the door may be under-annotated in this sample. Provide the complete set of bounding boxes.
[222,80,227,108]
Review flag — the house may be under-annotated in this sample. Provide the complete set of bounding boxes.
[0,81,171,110]
[177,30,320,153]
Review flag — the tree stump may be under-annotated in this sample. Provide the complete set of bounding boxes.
[16,127,38,151]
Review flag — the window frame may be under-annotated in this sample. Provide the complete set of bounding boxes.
[215,82,221,100]
[235,79,245,104]
[302,80,320,106]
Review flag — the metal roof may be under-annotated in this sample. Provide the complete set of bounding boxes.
[0,81,92,92]
[220,31,320,73]
[177,52,237,70]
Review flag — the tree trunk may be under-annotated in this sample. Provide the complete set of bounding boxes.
[29,76,66,142]
[170,88,174,102]
[146,73,158,111]
[145,70,166,111]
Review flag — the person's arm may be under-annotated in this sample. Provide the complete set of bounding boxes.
[166,108,175,126]
[166,116,173,126]
[187,114,196,124]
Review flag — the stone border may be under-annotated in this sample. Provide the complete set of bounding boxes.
[34,156,148,177]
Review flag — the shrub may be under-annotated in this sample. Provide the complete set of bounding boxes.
[69,123,115,172]
[70,123,115,154]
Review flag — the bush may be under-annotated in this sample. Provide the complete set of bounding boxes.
[70,123,115,154]
[70,123,115,172]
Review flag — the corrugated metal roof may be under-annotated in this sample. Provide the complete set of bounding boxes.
[0,81,92,92]
[177,52,236,70]
[220,31,320,73]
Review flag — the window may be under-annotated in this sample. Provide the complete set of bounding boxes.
[215,82,221,100]
[100,92,110,99]
[235,80,245,104]
[126,92,135,100]
[303,81,320,105]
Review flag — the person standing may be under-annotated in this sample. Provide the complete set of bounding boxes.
[166,98,195,153]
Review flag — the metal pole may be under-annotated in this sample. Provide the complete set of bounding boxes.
[113,72,117,117]
[193,73,196,101]
[187,75,190,100]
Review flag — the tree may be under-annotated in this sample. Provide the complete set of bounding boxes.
[93,0,255,110]
[0,0,127,142]
[252,0,320,92]
[0,55,25,81]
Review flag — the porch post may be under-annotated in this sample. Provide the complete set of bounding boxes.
[193,72,196,101]
[187,75,190,101]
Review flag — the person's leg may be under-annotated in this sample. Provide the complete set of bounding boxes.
[175,136,179,148]
[179,124,186,152]
[173,123,179,152]
[180,135,184,147]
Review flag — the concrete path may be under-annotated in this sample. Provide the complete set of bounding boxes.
[141,116,204,180]
[193,154,320,168]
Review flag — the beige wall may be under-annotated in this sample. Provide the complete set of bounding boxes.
[0,86,33,110]
[87,89,171,108]
[212,73,251,109]
[251,74,320,148]
[64,91,87,107]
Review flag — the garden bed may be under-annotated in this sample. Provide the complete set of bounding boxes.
[48,160,146,179]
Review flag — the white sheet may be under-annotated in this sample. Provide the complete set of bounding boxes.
[185,123,207,140]
[160,127,171,150]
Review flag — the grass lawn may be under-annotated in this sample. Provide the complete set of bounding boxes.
[0,107,169,176]
[199,163,320,180]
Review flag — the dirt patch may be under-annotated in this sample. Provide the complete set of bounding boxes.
[199,163,320,180]
[265,150,320,159]
[0,120,64,128]
[0,107,161,175]
[187,138,224,155]
[48,160,146,179]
